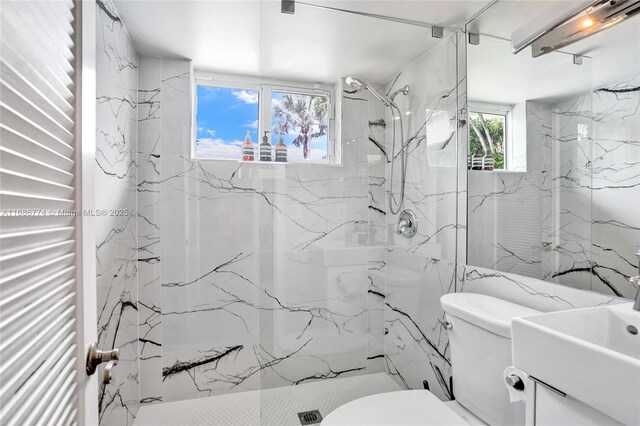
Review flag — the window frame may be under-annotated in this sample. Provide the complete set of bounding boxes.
[193,71,336,164]
[468,101,513,171]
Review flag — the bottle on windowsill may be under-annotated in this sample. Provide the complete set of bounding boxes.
[260,131,272,162]
[482,155,494,171]
[275,134,287,163]
[242,130,254,161]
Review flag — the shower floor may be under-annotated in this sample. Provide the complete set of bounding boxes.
[134,372,402,426]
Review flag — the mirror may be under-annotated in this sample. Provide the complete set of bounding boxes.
[466,2,640,299]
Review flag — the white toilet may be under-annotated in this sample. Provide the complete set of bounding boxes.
[322,293,540,425]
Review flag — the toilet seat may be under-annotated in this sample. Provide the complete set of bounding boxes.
[321,390,472,425]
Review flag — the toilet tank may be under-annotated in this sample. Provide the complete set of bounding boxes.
[441,293,540,426]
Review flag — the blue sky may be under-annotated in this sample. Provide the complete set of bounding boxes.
[195,85,328,161]
[195,85,259,159]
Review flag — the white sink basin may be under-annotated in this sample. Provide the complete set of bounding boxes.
[512,303,640,425]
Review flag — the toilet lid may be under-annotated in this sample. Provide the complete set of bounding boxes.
[321,390,468,426]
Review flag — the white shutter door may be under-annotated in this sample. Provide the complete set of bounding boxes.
[0,1,82,425]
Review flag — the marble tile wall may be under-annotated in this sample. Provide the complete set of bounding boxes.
[134,57,384,404]
[554,78,640,298]
[136,56,166,406]
[382,32,462,401]
[467,77,639,299]
[95,0,140,424]
[461,265,624,312]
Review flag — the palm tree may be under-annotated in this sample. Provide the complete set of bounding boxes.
[273,94,328,160]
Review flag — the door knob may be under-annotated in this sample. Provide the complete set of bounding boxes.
[86,342,119,376]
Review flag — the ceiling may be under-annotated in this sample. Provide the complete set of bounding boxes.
[114,0,493,84]
[115,0,639,96]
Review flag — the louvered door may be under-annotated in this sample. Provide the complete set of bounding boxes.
[0,1,98,425]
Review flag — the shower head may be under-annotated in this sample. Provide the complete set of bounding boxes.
[389,85,410,101]
[345,76,364,91]
[345,75,392,108]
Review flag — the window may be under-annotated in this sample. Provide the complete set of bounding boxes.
[469,111,506,170]
[195,85,260,160]
[271,91,329,162]
[194,76,332,163]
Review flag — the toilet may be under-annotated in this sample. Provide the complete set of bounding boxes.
[322,293,541,425]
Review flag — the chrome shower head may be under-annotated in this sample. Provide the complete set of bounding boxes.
[345,76,365,90]
[389,85,410,101]
[345,75,391,107]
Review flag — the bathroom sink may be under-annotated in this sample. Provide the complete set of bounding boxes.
[512,303,640,426]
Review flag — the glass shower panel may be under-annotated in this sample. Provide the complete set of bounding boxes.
[145,0,264,414]
[258,3,458,424]
[547,70,594,292]
[258,0,374,405]
[258,2,441,422]
[381,30,460,400]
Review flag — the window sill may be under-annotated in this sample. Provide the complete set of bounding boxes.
[468,169,527,174]
[190,157,342,167]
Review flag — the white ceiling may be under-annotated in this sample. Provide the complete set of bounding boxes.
[114,0,639,98]
[114,0,493,84]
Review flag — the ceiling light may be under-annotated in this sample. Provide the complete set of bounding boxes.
[512,0,640,57]
[580,17,595,28]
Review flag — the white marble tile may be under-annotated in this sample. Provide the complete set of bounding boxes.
[384,253,455,400]
[467,77,639,300]
[379,32,460,402]
[96,262,140,425]
[162,344,262,402]
[96,0,140,422]
[161,251,261,352]
[461,265,625,312]
[258,335,368,389]
[259,249,368,343]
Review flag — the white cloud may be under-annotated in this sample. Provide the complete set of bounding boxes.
[232,90,258,104]
[243,119,258,129]
[195,138,243,160]
[205,129,216,137]
[199,86,220,101]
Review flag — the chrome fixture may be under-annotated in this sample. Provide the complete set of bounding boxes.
[87,342,119,384]
[389,85,411,101]
[281,0,295,14]
[468,32,480,45]
[512,0,640,57]
[505,374,525,392]
[345,76,391,107]
[432,26,444,39]
[345,76,410,215]
[631,249,640,312]
[297,1,443,29]
[397,209,418,238]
